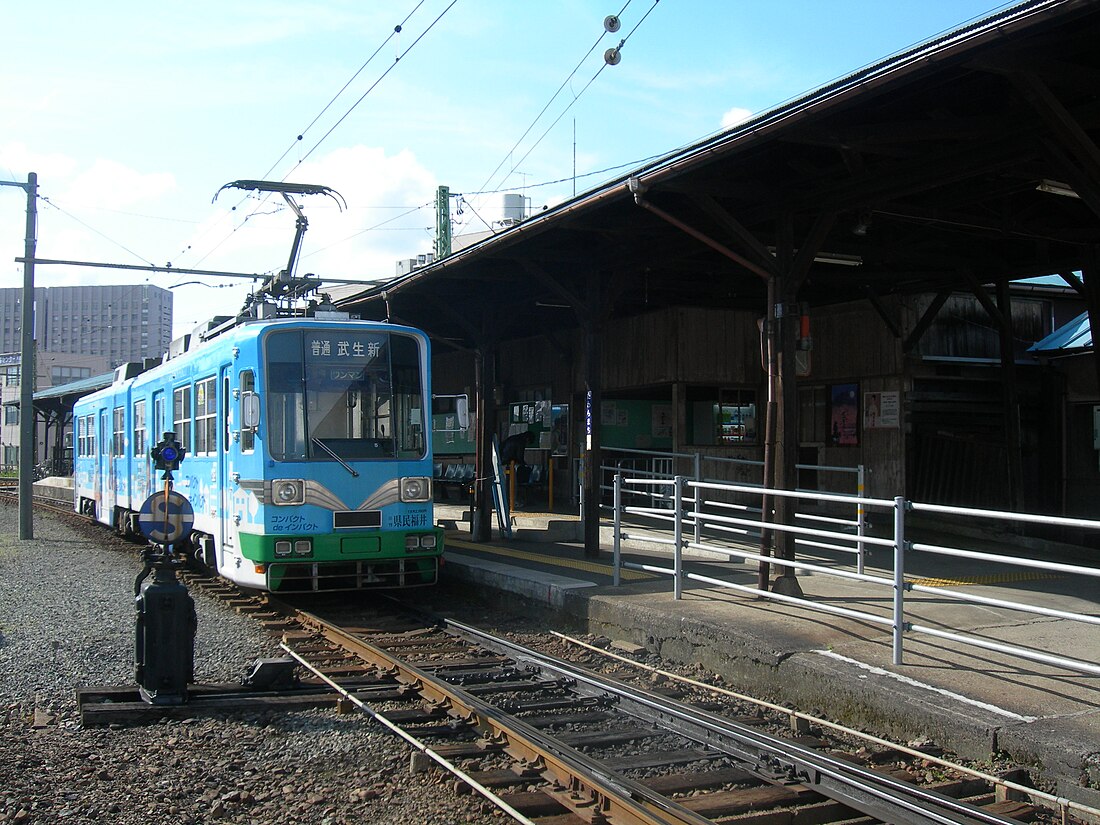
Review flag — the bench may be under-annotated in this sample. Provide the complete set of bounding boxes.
[435,461,475,500]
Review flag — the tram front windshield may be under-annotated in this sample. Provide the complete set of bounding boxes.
[265,329,425,461]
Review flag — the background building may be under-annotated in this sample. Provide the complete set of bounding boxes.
[0,283,171,472]
[0,283,172,367]
[1,350,110,472]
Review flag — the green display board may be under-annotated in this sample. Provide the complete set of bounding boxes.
[432,395,476,456]
[507,401,569,456]
[600,400,673,450]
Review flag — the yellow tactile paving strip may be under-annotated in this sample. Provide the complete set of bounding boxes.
[908,572,1066,587]
[446,537,655,581]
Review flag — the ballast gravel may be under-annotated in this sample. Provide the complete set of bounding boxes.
[0,502,501,825]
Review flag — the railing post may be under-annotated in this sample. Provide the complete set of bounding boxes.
[613,472,622,587]
[693,452,702,545]
[856,464,866,575]
[674,475,684,600]
[577,456,585,517]
[892,495,907,666]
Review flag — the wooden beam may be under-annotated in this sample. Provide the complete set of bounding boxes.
[1059,270,1085,295]
[961,271,1009,332]
[787,212,838,297]
[903,290,951,354]
[1040,137,1100,225]
[521,260,590,325]
[690,194,780,277]
[632,192,774,282]
[1012,70,1100,183]
[866,290,903,339]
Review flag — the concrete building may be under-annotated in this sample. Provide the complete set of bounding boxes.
[0,283,169,472]
[0,283,172,367]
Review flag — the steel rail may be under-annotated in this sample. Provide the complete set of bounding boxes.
[290,608,717,825]
[279,643,539,825]
[444,616,1023,825]
[554,632,1100,824]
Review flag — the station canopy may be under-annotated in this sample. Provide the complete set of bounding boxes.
[339,0,1100,348]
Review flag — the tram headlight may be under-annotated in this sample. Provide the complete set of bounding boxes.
[273,479,305,505]
[274,540,293,556]
[399,476,431,502]
[294,540,312,556]
[404,533,439,552]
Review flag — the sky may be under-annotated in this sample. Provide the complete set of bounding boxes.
[2,0,1019,341]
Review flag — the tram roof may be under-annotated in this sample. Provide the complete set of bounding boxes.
[338,0,1100,348]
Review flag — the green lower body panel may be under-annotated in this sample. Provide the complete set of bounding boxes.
[237,528,443,592]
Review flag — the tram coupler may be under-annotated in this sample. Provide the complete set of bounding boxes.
[134,548,196,705]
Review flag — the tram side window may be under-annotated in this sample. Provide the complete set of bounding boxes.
[239,370,255,452]
[195,377,217,455]
[173,385,192,453]
[153,392,165,444]
[266,335,308,460]
[391,334,424,457]
[78,415,94,457]
[132,399,147,458]
[112,406,125,457]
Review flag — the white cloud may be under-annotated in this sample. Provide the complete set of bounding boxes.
[0,141,79,181]
[61,159,176,212]
[721,107,754,129]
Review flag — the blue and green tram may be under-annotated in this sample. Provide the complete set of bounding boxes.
[72,315,442,592]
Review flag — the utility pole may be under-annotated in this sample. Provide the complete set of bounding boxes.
[1,172,38,539]
[434,186,451,260]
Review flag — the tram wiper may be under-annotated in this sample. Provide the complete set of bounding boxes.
[311,438,360,477]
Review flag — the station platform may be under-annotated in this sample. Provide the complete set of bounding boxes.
[434,503,1100,812]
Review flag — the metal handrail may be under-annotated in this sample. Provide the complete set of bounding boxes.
[610,472,1100,677]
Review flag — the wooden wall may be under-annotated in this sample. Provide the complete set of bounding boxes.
[427,290,1073,510]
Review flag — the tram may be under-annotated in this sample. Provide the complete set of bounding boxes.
[72,300,441,592]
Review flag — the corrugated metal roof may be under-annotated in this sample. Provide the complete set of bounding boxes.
[1030,312,1092,352]
[32,371,113,401]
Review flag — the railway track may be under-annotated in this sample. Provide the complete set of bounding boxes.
[6,485,1083,825]
[270,599,1051,825]
[0,479,85,520]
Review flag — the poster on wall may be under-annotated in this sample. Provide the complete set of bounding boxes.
[830,383,859,446]
[652,404,673,439]
[863,391,899,429]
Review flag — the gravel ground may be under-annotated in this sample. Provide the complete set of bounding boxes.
[0,502,502,825]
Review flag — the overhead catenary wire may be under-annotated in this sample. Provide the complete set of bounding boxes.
[474,0,637,198]
[259,1,429,182]
[39,196,156,267]
[475,0,660,205]
[188,1,457,274]
[293,0,459,172]
[492,0,661,198]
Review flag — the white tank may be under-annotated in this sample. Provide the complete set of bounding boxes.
[502,193,526,223]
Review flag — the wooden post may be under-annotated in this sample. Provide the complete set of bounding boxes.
[996,279,1024,510]
[471,344,494,542]
[582,272,603,558]
[772,269,804,598]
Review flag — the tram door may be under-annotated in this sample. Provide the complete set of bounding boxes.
[219,366,233,560]
[98,409,112,520]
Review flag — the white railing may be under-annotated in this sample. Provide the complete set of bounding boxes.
[602,447,867,569]
[611,473,1100,677]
